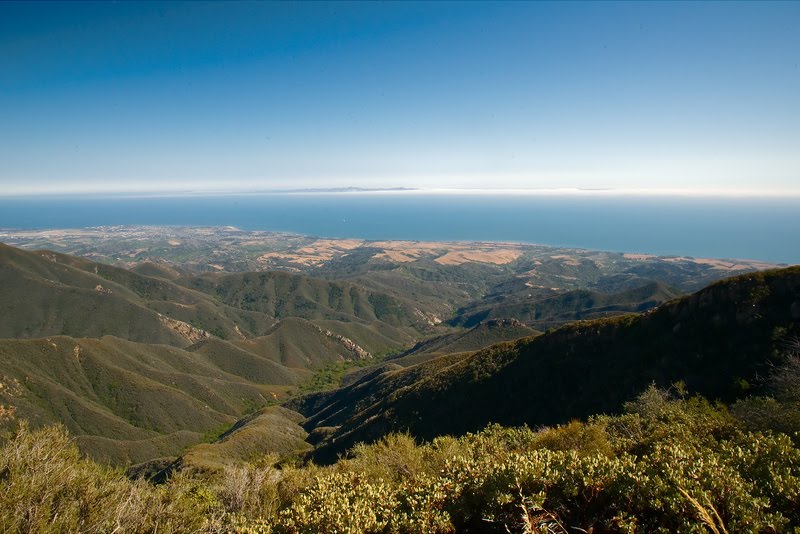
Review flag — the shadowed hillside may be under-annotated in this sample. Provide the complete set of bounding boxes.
[450,281,679,329]
[384,318,540,368]
[308,266,800,462]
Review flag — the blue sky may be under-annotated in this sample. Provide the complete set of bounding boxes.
[1,1,798,195]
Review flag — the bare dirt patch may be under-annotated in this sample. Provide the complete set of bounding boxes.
[435,249,521,266]
[374,250,420,263]
[257,238,365,266]
[662,256,778,271]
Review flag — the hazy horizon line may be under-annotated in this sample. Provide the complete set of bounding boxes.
[2,186,800,199]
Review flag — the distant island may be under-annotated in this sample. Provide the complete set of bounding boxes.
[273,187,419,193]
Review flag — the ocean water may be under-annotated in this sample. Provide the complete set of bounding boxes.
[0,194,798,264]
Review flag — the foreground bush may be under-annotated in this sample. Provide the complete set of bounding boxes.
[254,388,800,533]
[0,423,222,533]
[3,387,800,533]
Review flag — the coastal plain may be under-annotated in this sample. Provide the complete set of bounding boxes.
[0,224,776,280]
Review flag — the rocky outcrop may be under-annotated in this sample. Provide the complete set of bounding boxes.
[315,327,371,360]
[482,318,526,329]
[414,308,442,326]
[158,315,210,344]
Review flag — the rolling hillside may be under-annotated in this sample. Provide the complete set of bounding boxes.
[0,335,294,464]
[231,317,374,369]
[155,405,311,478]
[2,241,794,470]
[0,243,432,464]
[0,243,433,348]
[0,243,297,344]
[0,318,398,465]
[178,270,437,330]
[0,243,201,345]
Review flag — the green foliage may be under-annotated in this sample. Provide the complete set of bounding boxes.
[732,396,800,437]
[276,471,396,533]
[3,390,800,532]
[295,357,377,395]
[343,433,427,484]
[248,392,800,533]
[731,344,800,437]
[528,419,614,457]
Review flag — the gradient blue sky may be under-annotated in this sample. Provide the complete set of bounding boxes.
[1,1,798,195]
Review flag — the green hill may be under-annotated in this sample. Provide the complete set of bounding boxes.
[0,243,440,464]
[186,337,308,385]
[178,270,434,331]
[0,322,390,465]
[313,257,516,319]
[450,280,680,328]
[308,266,800,461]
[1,236,797,531]
[231,317,374,369]
[129,261,185,280]
[0,243,278,344]
[157,405,311,477]
[0,243,194,345]
[0,243,430,348]
[2,241,792,471]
